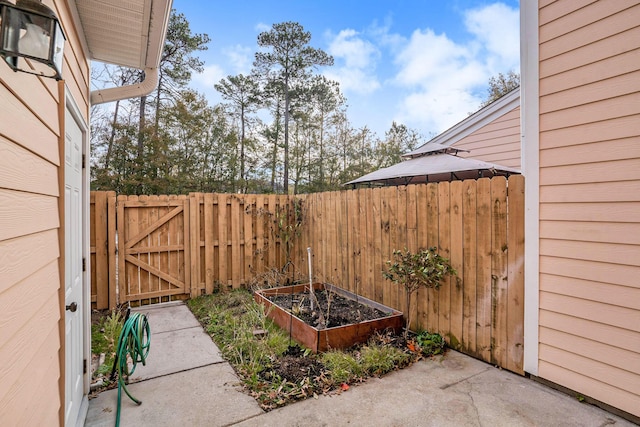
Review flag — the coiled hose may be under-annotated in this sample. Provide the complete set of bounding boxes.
[114,311,151,427]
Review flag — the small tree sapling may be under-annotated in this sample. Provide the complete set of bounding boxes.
[383,247,456,338]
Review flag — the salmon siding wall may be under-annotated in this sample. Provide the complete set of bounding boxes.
[0,0,89,424]
[453,106,521,169]
[537,0,640,417]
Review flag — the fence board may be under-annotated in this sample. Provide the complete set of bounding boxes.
[167,195,180,300]
[415,184,429,329]
[363,189,375,301]
[394,186,406,311]
[345,190,356,293]
[426,183,440,333]
[449,180,464,350]
[329,192,338,283]
[380,187,392,308]
[507,175,525,374]
[231,196,241,288]
[91,191,108,309]
[107,192,117,309]
[266,196,276,271]
[116,195,127,307]
[491,177,508,368]
[244,195,254,283]
[476,179,492,361]
[438,182,452,340]
[90,175,525,373]
[219,194,228,289]
[204,193,214,294]
[372,188,383,303]
[147,195,160,303]
[189,193,199,296]
[462,180,477,355]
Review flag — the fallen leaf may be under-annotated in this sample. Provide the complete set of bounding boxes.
[407,342,416,352]
[341,383,350,391]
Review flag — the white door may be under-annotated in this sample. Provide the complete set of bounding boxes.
[64,106,84,426]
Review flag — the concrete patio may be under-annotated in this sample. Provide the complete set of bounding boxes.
[85,302,635,427]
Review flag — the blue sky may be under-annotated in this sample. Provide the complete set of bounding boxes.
[173,0,520,138]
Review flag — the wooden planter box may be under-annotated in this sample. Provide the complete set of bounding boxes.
[254,283,403,352]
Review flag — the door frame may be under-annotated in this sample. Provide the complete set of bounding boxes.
[64,87,91,426]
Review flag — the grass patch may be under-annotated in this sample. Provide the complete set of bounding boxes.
[91,309,124,381]
[188,289,443,410]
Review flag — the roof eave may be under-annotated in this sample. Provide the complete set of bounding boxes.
[405,86,520,158]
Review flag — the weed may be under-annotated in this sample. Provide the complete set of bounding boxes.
[361,342,411,375]
[320,351,362,384]
[90,309,124,381]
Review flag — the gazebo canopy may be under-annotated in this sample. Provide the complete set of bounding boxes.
[345,144,519,187]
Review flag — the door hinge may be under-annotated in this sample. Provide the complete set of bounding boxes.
[83,359,87,374]
[82,154,86,168]
[82,258,86,272]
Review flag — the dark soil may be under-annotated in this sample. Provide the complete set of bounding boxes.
[268,346,325,383]
[266,289,391,329]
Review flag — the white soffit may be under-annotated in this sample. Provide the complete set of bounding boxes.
[74,0,170,69]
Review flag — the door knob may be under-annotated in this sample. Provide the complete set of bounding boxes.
[66,302,78,312]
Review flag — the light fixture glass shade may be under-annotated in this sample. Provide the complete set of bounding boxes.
[0,0,66,80]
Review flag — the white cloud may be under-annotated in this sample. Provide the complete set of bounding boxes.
[324,29,381,95]
[397,88,483,134]
[328,29,378,68]
[389,2,519,134]
[254,22,271,33]
[394,29,478,87]
[464,3,520,71]
[193,63,226,88]
[223,44,253,74]
[324,68,380,95]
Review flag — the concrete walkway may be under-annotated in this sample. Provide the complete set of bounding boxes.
[85,302,635,427]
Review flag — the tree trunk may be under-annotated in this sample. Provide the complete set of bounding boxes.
[319,111,324,188]
[137,95,146,159]
[153,73,162,137]
[104,99,121,170]
[240,105,246,193]
[283,74,291,194]
[270,101,282,192]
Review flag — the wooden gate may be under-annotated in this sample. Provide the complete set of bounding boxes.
[117,195,192,305]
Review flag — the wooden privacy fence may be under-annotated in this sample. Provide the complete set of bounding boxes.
[91,175,524,374]
[295,175,524,373]
[90,193,290,307]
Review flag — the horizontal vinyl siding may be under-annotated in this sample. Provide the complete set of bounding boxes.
[0,0,89,424]
[452,107,521,169]
[537,0,640,417]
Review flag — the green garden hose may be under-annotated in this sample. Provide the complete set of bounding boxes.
[114,311,151,427]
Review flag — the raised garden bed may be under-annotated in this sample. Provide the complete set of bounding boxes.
[254,283,403,352]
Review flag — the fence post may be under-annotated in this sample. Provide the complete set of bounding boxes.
[117,195,127,306]
[107,191,117,309]
[92,191,108,309]
[189,193,200,297]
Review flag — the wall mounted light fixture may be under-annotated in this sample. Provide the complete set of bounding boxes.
[0,0,65,80]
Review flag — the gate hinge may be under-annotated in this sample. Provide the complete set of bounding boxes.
[82,258,86,272]
[83,358,87,374]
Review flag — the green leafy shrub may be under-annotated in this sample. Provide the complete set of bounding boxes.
[383,247,456,337]
[415,331,445,356]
